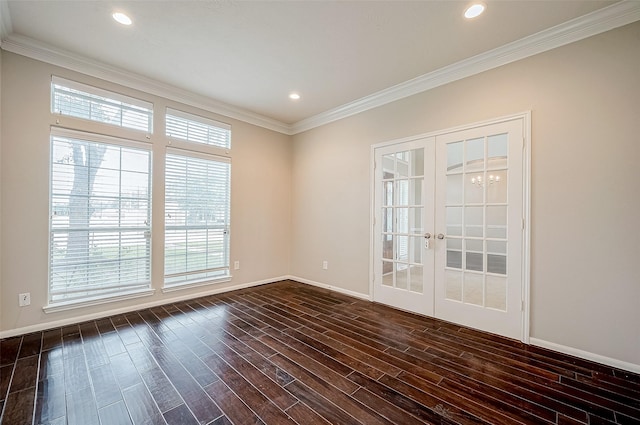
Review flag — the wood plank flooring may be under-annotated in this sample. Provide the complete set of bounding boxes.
[1,280,639,424]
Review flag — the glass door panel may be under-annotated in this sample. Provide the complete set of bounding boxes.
[373,137,435,316]
[435,118,524,340]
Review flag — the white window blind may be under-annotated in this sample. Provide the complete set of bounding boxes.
[165,149,231,287]
[166,108,231,149]
[52,76,153,133]
[49,131,152,303]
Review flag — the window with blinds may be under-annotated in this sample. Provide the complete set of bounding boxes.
[51,76,153,133]
[166,108,231,149]
[49,130,152,303]
[165,150,231,287]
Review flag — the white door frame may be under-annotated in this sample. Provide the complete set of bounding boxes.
[369,112,531,343]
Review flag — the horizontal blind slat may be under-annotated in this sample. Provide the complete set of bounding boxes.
[52,78,153,133]
[49,134,152,303]
[164,152,230,286]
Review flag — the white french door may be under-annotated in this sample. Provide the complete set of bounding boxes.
[372,137,435,316]
[373,117,527,340]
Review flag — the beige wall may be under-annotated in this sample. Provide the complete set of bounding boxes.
[291,22,640,366]
[1,22,638,368]
[0,52,292,334]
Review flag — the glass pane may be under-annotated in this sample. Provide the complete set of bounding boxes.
[488,133,508,169]
[396,235,408,261]
[396,263,408,290]
[410,236,422,264]
[382,154,395,176]
[383,181,393,206]
[466,137,484,172]
[487,240,506,254]
[446,207,463,236]
[487,170,507,204]
[397,208,408,233]
[410,149,424,177]
[464,273,483,306]
[382,262,393,286]
[447,141,463,172]
[447,238,462,269]
[397,180,409,205]
[382,208,393,233]
[121,170,148,196]
[121,149,149,173]
[488,255,507,275]
[486,275,507,310]
[382,235,393,260]
[446,270,462,301]
[93,168,120,197]
[409,265,423,292]
[465,239,483,272]
[410,179,423,205]
[466,253,483,272]
[465,207,483,237]
[465,172,483,204]
[397,151,409,177]
[410,208,423,235]
[486,206,507,239]
[446,174,463,205]
[466,239,483,252]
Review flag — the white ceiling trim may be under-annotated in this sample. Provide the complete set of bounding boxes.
[0,34,291,134]
[1,0,639,136]
[291,0,640,135]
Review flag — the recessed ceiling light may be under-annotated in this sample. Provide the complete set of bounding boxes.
[112,12,132,26]
[464,3,486,19]
[289,93,301,100]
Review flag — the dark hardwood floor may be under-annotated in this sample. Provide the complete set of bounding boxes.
[1,280,639,425]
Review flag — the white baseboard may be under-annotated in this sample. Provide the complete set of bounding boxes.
[5,277,638,376]
[0,276,288,339]
[530,337,640,374]
[286,275,371,301]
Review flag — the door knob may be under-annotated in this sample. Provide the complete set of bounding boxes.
[437,233,445,240]
[424,233,431,239]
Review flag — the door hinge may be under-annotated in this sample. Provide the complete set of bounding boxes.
[522,218,525,230]
[521,300,525,311]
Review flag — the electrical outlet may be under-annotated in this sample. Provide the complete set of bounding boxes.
[234,260,240,270]
[322,260,328,270]
[19,293,31,307]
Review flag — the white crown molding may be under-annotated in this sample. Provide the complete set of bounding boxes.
[0,34,293,135]
[1,1,639,135]
[291,0,640,135]
[0,0,12,43]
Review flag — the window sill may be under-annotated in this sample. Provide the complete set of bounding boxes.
[43,288,155,314]
[162,276,232,293]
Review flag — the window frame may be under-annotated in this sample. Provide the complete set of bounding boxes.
[45,77,234,310]
[45,127,155,311]
[166,107,231,149]
[163,147,232,291]
[51,76,154,134]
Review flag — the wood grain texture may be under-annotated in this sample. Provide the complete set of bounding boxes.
[1,280,639,424]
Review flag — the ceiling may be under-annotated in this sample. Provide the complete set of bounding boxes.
[0,0,633,131]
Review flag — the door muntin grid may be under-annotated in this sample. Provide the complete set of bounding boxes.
[444,133,509,310]
[381,149,425,293]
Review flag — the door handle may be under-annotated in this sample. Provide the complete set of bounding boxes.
[424,233,431,239]
[437,233,445,240]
